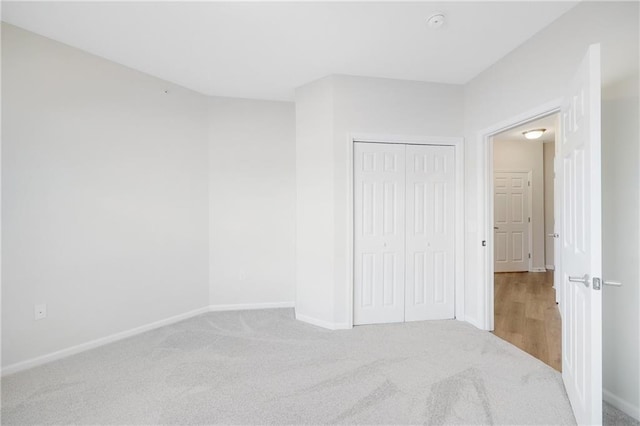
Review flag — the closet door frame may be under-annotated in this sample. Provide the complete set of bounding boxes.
[346,134,465,328]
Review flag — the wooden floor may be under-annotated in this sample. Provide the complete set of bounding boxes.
[492,271,562,371]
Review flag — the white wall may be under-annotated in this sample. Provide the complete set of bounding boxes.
[543,142,555,269]
[601,72,639,419]
[331,76,464,326]
[493,139,545,270]
[295,75,464,327]
[2,24,210,367]
[464,1,639,417]
[208,97,296,307]
[294,77,336,327]
[4,3,638,416]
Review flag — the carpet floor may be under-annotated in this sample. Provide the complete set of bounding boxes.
[1,308,582,424]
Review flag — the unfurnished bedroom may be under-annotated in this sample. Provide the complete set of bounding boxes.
[1,2,638,425]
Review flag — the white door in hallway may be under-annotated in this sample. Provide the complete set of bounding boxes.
[494,171,530,272]
[405,145,455,321]
[553,119,563,306]
[353,143,406,325]
[559,44,602,426]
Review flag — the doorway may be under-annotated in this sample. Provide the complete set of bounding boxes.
[490,113,562,371]
[478,45,603,425]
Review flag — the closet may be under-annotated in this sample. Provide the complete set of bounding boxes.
[353,142,455,325]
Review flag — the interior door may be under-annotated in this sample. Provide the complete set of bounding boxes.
[554,115,563,306]
[560,44,602,425]
[353,142,406,325]
[405,145,455,321]
[494,171,530,272]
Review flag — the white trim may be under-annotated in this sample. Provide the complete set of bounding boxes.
[464,315,484,330]
[349,133,462,146]
[1,302,297,376]
[346,134,355,329]
[295,313,351,330]
[603,388,640,421]
[546,265,555,270]
[1,306,210,376]
[479,99,563,331]
[347,133,465,326]
[209,301,295,311]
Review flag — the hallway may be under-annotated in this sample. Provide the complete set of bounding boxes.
[493,271,561,371]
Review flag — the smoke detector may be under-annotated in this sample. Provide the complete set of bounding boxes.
[427,13,445,29]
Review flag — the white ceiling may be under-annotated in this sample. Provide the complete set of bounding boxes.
[493,113,558,144]
[2,1,578,101]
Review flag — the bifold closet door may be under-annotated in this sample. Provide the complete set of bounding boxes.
[353,143,406,325]
[404,145,455,321]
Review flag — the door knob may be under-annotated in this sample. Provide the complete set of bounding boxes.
[568,274,590,287]
[548,233,559,238]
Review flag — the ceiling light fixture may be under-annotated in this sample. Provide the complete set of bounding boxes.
[523,128,546,140]
[427,13,445,29]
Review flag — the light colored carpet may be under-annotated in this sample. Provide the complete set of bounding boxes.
[604,401,640,426]
[1,308,579,425]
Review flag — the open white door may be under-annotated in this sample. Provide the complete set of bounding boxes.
[554,115,563,306]
[559,44,602,425]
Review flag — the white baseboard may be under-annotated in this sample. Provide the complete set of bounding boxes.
[604,388,640,421]
[209,301,294,311]
[464,316,486,330]
[295,313,352,330]
[545,265,555,270]
[1,306,210,376]
[2,302,296,377]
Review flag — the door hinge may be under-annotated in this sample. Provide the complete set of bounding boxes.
[528,181,531,187]
[528,217,531,223]
[593,277,601,290]
[482,240,487,247]
[528,253,531,259]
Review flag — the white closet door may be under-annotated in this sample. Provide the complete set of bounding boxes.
[404,145,455,321]
[353,142,406,325]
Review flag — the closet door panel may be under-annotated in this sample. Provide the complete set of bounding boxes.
[405,145,455,321]
[354,143,406,325]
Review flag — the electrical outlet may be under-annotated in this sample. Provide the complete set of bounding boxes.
[34,304,47,320]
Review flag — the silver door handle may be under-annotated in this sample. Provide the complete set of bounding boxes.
[604,280,622,287]
[568,274,590,287]
[548,233,559,238]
